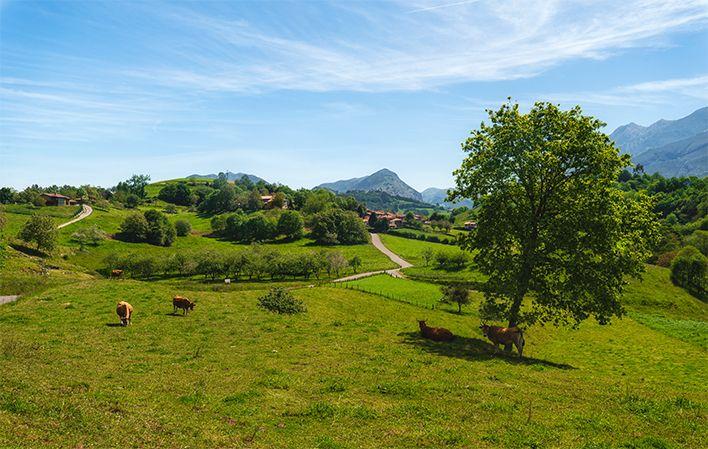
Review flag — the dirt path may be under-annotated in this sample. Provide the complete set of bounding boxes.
[333,233,412,282]
[58,204,93,229]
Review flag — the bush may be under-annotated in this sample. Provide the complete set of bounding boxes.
[119,210,176,246]
[257,287,306,314]
[685,230,708,256]
[124,194,139,209]
[241,215,277,243]
[655,251,678,268]
[211,215,227,235]
[175,220,192,236]
[434,250,469,271]
[18,214,57,252]
[158,182,194,206]
[670,246,707,300]
[71,225,107,249]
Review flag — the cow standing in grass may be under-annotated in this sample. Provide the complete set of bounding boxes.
[173,296,196,315]
[480,324,525,357]
[418,320,454,342]
[116,301,133,326]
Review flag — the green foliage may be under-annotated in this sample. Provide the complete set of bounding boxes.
[349,255,362,273]
[277,210,304,240]
[144,210,176,247]
[450,101,660,326]
[119,213,148,242]
[241,214,277,243]
[310,209,368,245]
[440,284,471,313]
[71,225,107,249]
[124,194,139,209]
[670,246,707,300]
[434,250,468,271]
[685,230,708,256]
[174,220,192,237]
[119,210,175,246]
[158,182,194,206]
[210,214,227,234]
[257,287,306,314]
[116,174,151,198]
[367,212,389,232]
[18,214,57,252]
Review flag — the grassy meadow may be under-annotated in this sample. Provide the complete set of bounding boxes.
[1,189,707,448]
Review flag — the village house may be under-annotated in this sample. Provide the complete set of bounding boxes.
[41,193,76,206]
[464,220,478,230]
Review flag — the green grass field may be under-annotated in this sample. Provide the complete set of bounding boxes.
[2,198,707,448]
[0,280,705,448]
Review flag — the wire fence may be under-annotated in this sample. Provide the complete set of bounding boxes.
[330,280,438,310]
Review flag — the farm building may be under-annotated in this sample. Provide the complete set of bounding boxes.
[41,193,75,206]
[464,221,477,230]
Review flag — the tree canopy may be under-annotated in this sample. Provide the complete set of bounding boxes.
[449,101,659,328]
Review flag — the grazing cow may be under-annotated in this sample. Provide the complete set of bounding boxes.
[116,301,133,326]
[480,324,525,357]
[173,295,196,315]
[111,269,123,279]
[418,320,454,342]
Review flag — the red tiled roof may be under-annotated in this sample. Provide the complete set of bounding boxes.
[42,193,71,199]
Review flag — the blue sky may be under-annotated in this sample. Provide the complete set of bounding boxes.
[1,0,707,190]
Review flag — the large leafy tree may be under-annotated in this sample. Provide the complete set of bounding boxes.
[449,102,659,329]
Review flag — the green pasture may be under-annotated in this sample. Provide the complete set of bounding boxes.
[0,280,705,448]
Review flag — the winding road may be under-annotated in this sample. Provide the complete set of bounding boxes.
[1,204,93,306]
[58,204,93,229]
[334,233,412,282]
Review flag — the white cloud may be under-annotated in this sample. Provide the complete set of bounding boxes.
[124,0,708,93]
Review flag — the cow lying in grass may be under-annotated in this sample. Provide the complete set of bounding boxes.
[116,301,133,326]
[418,320,454,341]
[111,269,123,279]
[173,296,196,315]
[480,324,525,357]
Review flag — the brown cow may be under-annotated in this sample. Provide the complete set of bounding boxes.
[173,296,196,315]
[418,320,454,342]
[116,301,133,326]
[111,269,123,279]
[480,324,525,357]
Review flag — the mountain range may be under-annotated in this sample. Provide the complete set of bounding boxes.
[610,107,708,177]
[187,172,266,183]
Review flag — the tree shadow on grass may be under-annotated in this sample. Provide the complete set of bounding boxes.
[398,331,576,370]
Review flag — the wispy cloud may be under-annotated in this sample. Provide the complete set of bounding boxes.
[540,74,708,107]
[120,0,708,93]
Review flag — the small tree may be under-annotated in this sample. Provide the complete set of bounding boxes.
[421,247,434,266]
[175,220,192,237]
[19,214,57,253]
[327,251,348,276]
[349,255,362,273]
[120,213,149,242]
[144,209,176,247]
[277,210,304,241]
[440,284,471,313]
[211,215,227,235]
[670,246,707,300]
[71,225,107,250]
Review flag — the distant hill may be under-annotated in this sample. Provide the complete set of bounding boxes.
[318,169,423,201]
[610,107,708,176]
[187,172,266,183]
[634,131,708,178]
[421,187,474,209]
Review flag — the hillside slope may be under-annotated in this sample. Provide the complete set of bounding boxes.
[187,172,266,183]
[634,131,708,178]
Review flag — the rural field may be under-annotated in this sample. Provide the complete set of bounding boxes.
[1,181,706,448]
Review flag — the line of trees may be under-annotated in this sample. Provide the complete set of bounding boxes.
[104,247,363,281]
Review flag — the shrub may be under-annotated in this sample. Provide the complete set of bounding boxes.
[655,251,678,267]
[18,214,57,252]
[670,246,707,300]
[685,230,708,256]
[124,194,139,209]
[440,284,471,313]
[257,287,306,314]
[158,182,194,206]
[241,215,277,243]
[175,220,192,236]
[164,204,178,214]
[211,215,227,234]
[434,250,468,271]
